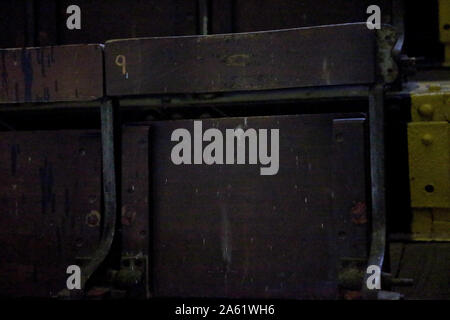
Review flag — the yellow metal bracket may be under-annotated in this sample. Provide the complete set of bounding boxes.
[408,121,449,207]
[408,82,450,241]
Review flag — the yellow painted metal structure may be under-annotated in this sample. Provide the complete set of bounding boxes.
[440,0,450,66]
[408,82,450,241]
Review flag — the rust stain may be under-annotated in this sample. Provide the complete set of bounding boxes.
[343,290,362,300]
[350,201,367,225]
[87,287,110,297]
[86,210,101,227]
[121,205,136,226]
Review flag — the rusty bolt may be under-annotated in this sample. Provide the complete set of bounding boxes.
[86,210,101,227]
[418,104,434,118]
[121,210,136,226]
[421,133,433,146]
[351,202,367,225]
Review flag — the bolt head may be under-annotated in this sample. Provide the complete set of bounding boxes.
[418,104,434,117]
[421,133,433,146]
[86,211,101,227]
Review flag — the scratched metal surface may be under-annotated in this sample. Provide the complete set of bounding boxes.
[0,130,102,297]
[149,114,368,299]
[105,23,376,96]
[0,44,104,104]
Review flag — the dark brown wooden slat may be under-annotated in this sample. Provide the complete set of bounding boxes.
[389,243,450,299]
[0,1,26,48]
[232,0,392,33]
[332,118,369,260]
[57,0,198,45]
[149,113,368,299]
[120,125,151,297]
[0,130,102,297]
[210,0,233,34]
[0,44,103,104]
[121,126,150,255]
[105,23,376,96]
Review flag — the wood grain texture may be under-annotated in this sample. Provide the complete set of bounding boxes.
[148,114,368,299]
[105,23,376,96]
[389,243,450,299]
[121,126,150,255]
[0,44,104,104]
[332,118,369,260]
[0,1,26,48]
[0,130,102,297]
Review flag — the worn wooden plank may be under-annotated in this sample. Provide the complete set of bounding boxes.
[0,44,104,104]
[121,126,150,255]
[332,118,368,260]
[120,125,151,297]
[331,118,369,298]
[149,113,368,299]
[105,23,376,96]
[389,243,450,300]
[0,130,102,297]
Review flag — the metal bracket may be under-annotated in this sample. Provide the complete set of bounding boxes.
[80,100,118,291]
[362,25,402,299]
[377,26,400,84]
[408,82,450,241]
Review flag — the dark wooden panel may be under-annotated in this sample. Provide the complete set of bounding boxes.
[0,130,102,297]
[120,125,151,298]
[0,1,26,48]
[57,0,197,45]
[331,118,369,298]
[211,0,233,34]
[0,44,103,104]
[105,23,376,96]
[36,0,58,46]
[149,114,368,299]
[121,126,150,255]
[231,0,392,33]
[332,118,369,260]
[389,243,450,300]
